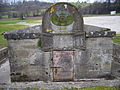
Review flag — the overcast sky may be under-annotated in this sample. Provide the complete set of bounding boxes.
[8,0,99,3]
[37,0,95,3]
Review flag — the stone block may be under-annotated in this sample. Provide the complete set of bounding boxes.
[53,35,73,49]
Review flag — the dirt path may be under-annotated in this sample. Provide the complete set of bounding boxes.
[17,16,120,34]
[17,20,42,27]
[84,16,120,34]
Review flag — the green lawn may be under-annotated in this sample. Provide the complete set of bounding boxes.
[0,24,27,47]
[112,36,120,44]
[0,18,42,47]
[0,19,40,24]
[77,86,120,90]
[5,86,119,90]
[71,2,91,8]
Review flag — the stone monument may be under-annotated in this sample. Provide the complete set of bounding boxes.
[4,2,116,82]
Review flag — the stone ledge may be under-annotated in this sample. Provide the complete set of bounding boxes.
[41,46,86,51]
[4,32,85,40]
[3,25,41,40]
[4,33,40,40]
[0,80,120,89]
[86,31,116,38]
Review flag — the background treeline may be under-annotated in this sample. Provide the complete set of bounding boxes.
[0,0,120,19]
[0,0,51,19]
[81,0,120,14]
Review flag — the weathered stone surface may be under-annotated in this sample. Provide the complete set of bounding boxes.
[112,44,120,77]
[43,52,52,81]
[74,36,85,49]
[2,2,117,82]
[0,47,8,64]
[86,31,116,38]
[84,25,110,33]
[85,37,113,77]
[7,39,46,81]
[53,35,73,49]
[41,35,53,51]
[74,49,89,78]
[0,60,11,84]
[4,25,41,40]
[42,2,83,34]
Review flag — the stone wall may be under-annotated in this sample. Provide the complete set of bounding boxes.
[112,43,120,77]
[86,37,113,78]
[0,47,8,64]
[3,2,116,82]
[4,24,116,81]
[73,25,115,79]
[3,25,52,82]
[8,39,48,81]
[3,25,43,81]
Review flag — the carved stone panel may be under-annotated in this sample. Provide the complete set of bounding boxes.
[42,3,83,33]
[52,51,74,81]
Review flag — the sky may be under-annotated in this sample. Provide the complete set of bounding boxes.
[37,0,95,3]
[8,0,97,3]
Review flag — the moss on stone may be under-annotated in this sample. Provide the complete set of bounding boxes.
[38,39,42,48]
[51,14,74,26]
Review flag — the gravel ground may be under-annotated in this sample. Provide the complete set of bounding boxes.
[84,16,120,34]
[0,80,120,89]
[17,20,42,27]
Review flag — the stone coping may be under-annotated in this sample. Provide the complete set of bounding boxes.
[4,31,116,40]
[0,79,120,89]
[3,24,116,40]
[86,31,116,38]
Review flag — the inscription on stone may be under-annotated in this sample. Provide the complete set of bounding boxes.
[52,51,74,81]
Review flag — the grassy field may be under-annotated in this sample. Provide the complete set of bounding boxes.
[113,36,120,44]
[71,2,91,8]
[0,19,41,24]
[0,17,42,48]
[53,86,120,90]
[0,24,27,47]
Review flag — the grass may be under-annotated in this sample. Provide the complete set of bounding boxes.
[0,17,42,47]
[0,86,119,90]
[77,86,120,90]
[112,36,120,44]
[0,19,40,24]
[116,13,120,16]
[49,86,120,90]
[0,24,27,47]
[71,2,91,8]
